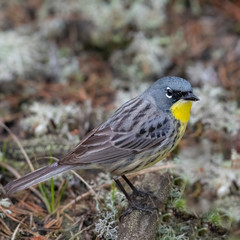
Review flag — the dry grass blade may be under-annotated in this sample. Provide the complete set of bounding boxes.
[60,191,91,213]
[0,206,24,224]
[64,217,83,231]
[62,212,75,223]
[44,216,63,229]
[11,217,26,240]
[0,120,34,172]
[0,232,11,239]
[55,234,63,240]
[0,161,21,179]
[0,217,12,235]
[126,163,175,179]
[70,170,99,201]
[19,201,46,216]
[69,224,94,240]
[60,182,110,213]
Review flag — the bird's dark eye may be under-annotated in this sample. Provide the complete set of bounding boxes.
[166,87,173,99]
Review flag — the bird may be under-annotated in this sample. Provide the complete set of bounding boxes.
[4,76,199,214]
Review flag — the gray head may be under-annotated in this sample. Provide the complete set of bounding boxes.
[143,76,199,111]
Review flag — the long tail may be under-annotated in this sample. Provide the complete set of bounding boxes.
[4,162,73,194]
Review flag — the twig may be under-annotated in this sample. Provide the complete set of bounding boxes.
[0,206,25,225]
[11,217,26,240]
[64,217,83,231]
[61,182,110,213]
[60,191,91,213]
[0,161,21,179]
[0,231,11,239]
[62,212,75,223]
[0,217,12,235]
[69,224,94,240]
[55,233,63,240]
[127,163,175,179]
[70,170,99,201]
[0,121,34,172]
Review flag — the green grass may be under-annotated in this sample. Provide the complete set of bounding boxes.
[1,140,7,172]
[173,198,187,211]
[38,147,67,213]
[206,209,233,229]
[111,181,116,202]
[38,170,67,213]
[49,155,55,212]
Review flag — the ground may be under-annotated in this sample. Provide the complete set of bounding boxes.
[0,1,240,239]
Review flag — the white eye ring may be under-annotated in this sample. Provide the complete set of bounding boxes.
[166,87,173,99]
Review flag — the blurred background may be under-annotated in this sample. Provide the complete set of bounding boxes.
[0,0,240,239]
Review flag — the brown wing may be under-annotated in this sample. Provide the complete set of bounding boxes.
[59,97,172,166]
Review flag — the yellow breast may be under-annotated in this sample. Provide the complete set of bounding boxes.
[170,99,192,123]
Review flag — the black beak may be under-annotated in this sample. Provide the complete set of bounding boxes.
[182,92,199,101]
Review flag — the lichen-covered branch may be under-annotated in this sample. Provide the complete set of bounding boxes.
[118,172,172,240]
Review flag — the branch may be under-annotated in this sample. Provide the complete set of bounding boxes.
[118,172,172,240]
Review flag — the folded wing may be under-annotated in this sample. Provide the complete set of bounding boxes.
[59,97,172,166]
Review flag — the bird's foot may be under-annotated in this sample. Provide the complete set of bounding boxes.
[119,202,157,221]
[132,188,158,200]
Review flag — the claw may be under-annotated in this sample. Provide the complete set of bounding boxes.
[132,189,158,200]
[119,202,157,221]
[114,176,158,221]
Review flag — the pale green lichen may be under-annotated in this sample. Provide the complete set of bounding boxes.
[19,101,91,138]
[157,224,187,240]
[95,183,127,240]
[0,30,46,81]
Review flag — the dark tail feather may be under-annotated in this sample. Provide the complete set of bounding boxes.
[4,162,73,194]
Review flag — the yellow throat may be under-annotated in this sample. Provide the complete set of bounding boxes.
[170,99,193,123]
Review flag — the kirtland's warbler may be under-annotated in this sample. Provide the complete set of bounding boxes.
[4,76,199,211]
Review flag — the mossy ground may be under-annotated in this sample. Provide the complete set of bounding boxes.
[1,1,240,239]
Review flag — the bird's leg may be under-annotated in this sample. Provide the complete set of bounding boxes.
[121,175,138,194]
[113,176,132,203]
[121,175,157,199]
[113,177,155,220]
